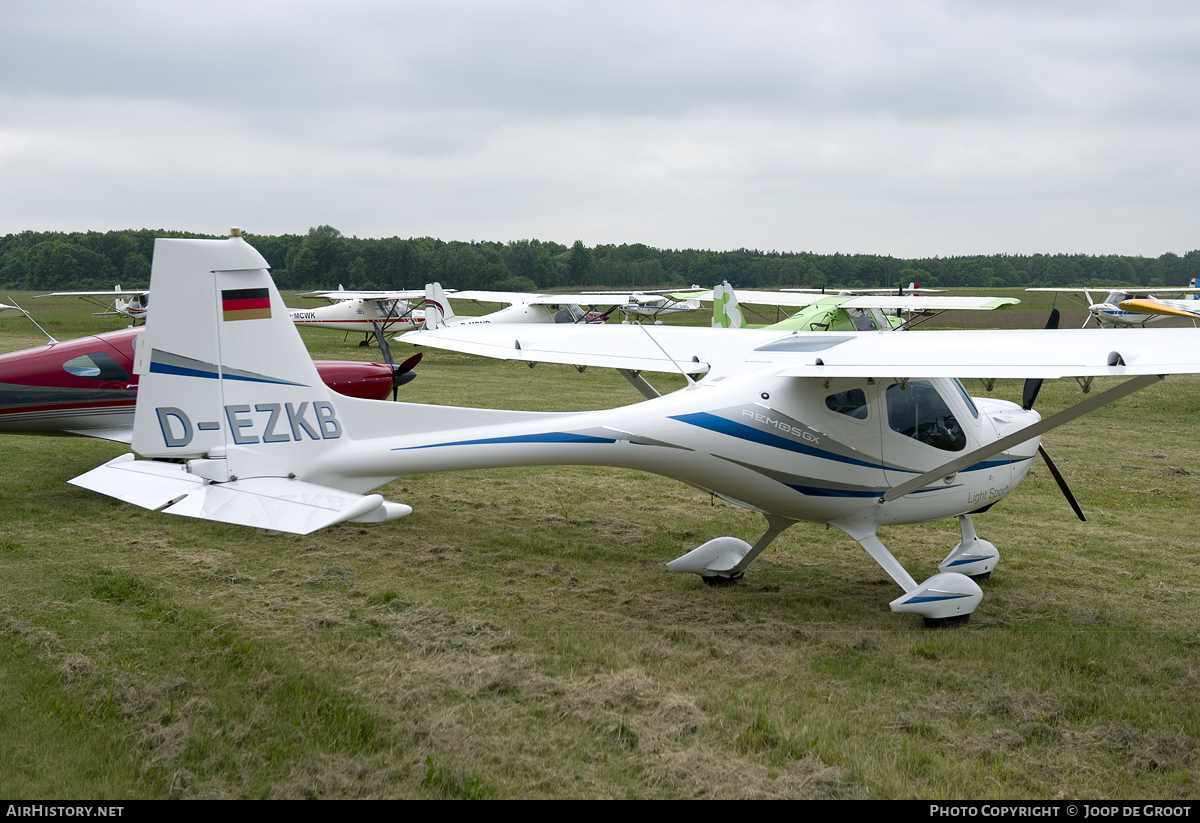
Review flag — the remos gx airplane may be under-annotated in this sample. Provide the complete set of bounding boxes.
[72,233,1200,627]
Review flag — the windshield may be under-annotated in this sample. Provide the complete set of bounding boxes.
[886,381,966,452]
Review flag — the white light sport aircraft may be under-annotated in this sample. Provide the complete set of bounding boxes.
[37,286,151,323]
[423,283,608,329]
[1026,287,1200,328]
[543,289,702,324]
[609,291,703,323]
[289,287,427,343]
[71,234,1200,627]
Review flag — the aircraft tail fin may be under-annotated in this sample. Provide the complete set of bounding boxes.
[712,281,743,329]
[127,233,332,469]
[75,230,413,534]
[425,282,455,329]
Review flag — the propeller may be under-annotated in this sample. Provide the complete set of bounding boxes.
[1020,308,1085,521]
[371,321,421,400]
[391,352,422,398]
[1082,288,1097,328]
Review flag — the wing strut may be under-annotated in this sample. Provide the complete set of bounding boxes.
[617,369,661,400]
[636,324,696,385]
[1,298,57,343]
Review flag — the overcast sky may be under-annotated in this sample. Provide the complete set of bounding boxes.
[1,0,1197,257]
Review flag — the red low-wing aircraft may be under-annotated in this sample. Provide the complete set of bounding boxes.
[0,326,418,442]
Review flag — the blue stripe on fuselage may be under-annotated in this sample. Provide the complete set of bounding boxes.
[394,432,617,451]
[670,411,887,471]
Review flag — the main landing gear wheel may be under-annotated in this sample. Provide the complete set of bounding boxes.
[923,614,971,629]
[701,573,743,587]
[666,519,794,587]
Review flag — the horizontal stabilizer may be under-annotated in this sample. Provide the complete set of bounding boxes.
[70,454,411,534]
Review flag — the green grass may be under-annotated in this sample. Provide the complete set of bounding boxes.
[1,295,1199,797]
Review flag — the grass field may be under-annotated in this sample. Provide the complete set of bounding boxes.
[2,290,1199,798]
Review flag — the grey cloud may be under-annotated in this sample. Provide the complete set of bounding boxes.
[2,0,1199,255]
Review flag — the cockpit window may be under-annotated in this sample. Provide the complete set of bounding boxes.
[847,308,878,331]
[63,352,130,382]
[825,388,868,420]
[949,378,979,419]
[886,381,965,451]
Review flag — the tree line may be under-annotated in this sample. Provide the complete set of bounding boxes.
[2,225,1198,293]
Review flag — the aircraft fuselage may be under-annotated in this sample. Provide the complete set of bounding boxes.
[289,369,1040,533]
[0,327,398,440]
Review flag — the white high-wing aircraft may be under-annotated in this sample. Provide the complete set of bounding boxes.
[71,234,1200,627]
[289,287,427,341]
[563,290,703,323]
[1026,287,1200,328]
[424,283,608,329]
[37,286,151,323]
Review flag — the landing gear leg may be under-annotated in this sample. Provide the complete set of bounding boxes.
[846,528,981,626]
[938,514,999,581]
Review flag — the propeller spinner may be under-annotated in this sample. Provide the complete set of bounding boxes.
[371,321,422,400]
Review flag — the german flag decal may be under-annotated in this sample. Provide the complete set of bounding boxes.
[222,288,271,321]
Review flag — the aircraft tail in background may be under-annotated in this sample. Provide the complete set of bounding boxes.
[711,281,744,329]
[424,282,455,329]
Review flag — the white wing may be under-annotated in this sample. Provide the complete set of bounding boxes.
[449,290,592,306]
[36,289,148,297]
[300,289,427,301]
[402,323,1200,379]
[836,296,1018,312]
[663,290,1009,311]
